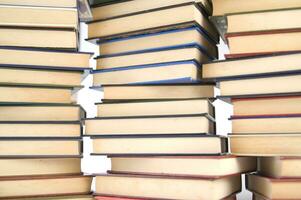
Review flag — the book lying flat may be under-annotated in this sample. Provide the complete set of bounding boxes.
[109,155,256,177]
[95,195,237,200]
[0,47,91,71]
[0,67,83,87]
[0,5,78,29]
[100,84,215,100]
[0,0,77,8]
[95,46,211,70]
[0,104,85,121]
[212,0,301,16]
[92,61,202,85]
[219,74,301,98]
[87,3,218,42]
[8,195,94,200]
[0,85,75,104]
[85,114,215,136]
[95,174,241,200]
[0,158,81,177]
[0,121,82,138]
[0,139,82,157]
[203,52,301,80]
[98,27,217,59]
[0,175,92,199]
[247,174,301,199]
[0,27,77,50]
[258,157,301,178]
[96,99,214,117]
[91,135,227,156]
[232,96,301,116]
[230,134,301,156]
[91,0,212,21]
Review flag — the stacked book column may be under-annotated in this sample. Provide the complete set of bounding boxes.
[0,1,93,199]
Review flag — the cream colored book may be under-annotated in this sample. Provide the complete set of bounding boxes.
[0,158,81,177]
[95,174,241,200]
[110,156,256,177]
[0,0,77,8]
[8,195,94,200]
[0,5,78,29]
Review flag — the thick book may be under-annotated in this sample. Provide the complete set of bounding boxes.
[232,96,301,116]
[109,155,256,177]
[0,0,77,8]
[96,99,214,117]
[87,3,218,42]
[94,174,241,200]
[219,73,301,98]
[203,52,301,80]
[0,27,77,50]
[0,47,91,71]
[92,61,202,85]
[231,114,301,134]
[91,0,212,21]
[100,84,215,100]
[98,27,217,59]
[0,138,82,157]
[0,5,78,29]
[0,175,92,199]
[0,67,83,87]
[246,174,301,199]
[230,134,301,156]
[0,104,85,121]
[95,46,211,70]
[0,158,81,177]
[0,85,76,104]
[212,0,301,16]
[91,135,227,156]
[0,121,82,138]
[258,157,301,178]
[85,114,215,136]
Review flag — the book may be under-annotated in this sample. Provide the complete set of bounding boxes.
[0,48,91,71]
[0,158,81,177]
[0,0,77,8]
[227,8,301,34]
[246,174,301,199]
[0,85,75,104]
[87,3,218,42]
[252,193,271,200]
[0,175,92,199]
[230,134,301,156]
[212,0,301,16]
[232,96,301,116]
[0,27,77,50]
[231,114,301,134]
[94,174,241,200]
[0,139,82,157]
[0,5,78,29]
[219,74,301,98]
[95,46,211,70]
[100,84,215,100]
[203,52,301,80]
[96,99,214,117]
[258,157,301,178]
[109,155,256,177]
[92,61,202,85]
[98,27,217,59]
[0,104,85,121]
[85,114,215,136]
[91,0,212,21]
[226,29,301,57]
[0,68,83,87]
[0,121,82,138]
[91,135,227,155]
[8,195,94,200]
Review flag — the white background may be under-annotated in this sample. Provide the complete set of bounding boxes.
[78,23,252,199]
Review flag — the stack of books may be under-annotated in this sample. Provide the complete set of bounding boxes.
[0,0,93,199]
[86,0,256,199]
[204,1,301,199]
